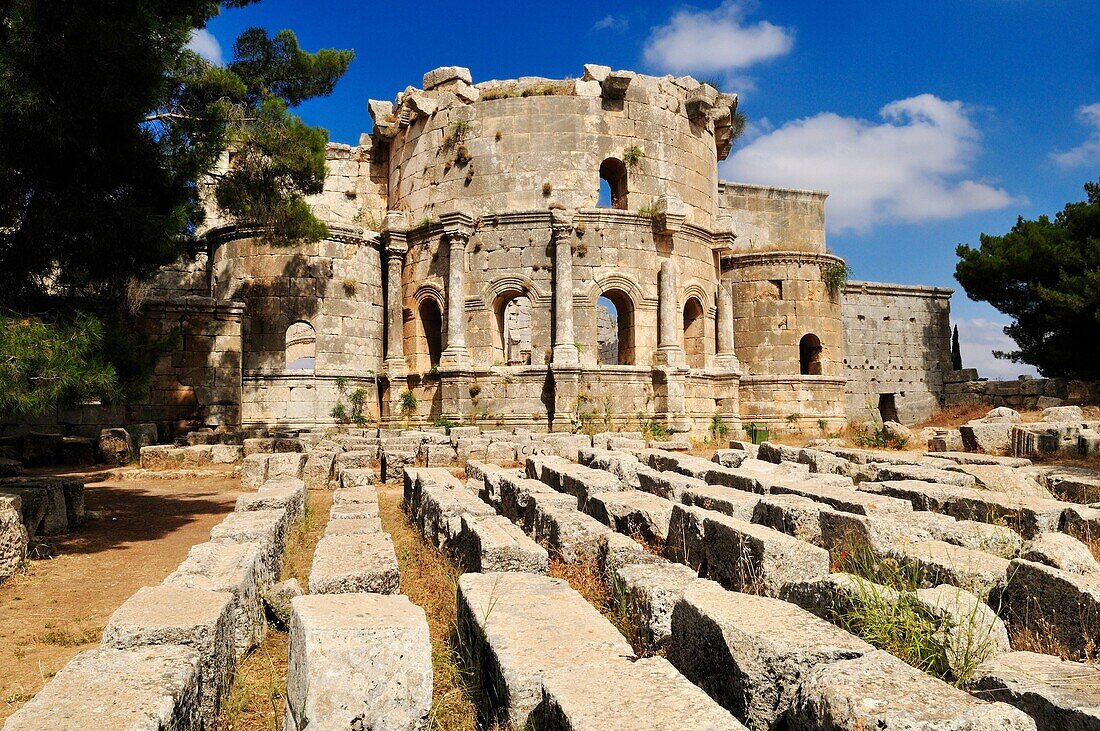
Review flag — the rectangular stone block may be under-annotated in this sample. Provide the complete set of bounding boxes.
[613,561,699,651]
[463,513,549,573]
[969,650,1100,728]
[666,503,709,572]
[770,479,913,516]
[209,509,288,582]
[285,594,432,731]
[3,645,201,731]
[531,501,615,563]
[587,490,674,544]
[1002,558,1100,659]
[309,533,399,595]
[681,485,761,521]
[235,479,306,526]
[702,512,830,596]
[101,585,235,728]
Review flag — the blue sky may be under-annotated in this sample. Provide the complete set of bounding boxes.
[198,0,1100,379]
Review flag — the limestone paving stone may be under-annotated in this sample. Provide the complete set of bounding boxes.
[586,490,674,543]
[969,651,1100,729]
[786,649,1036,730]
[613,561,699,650]
[702,511,830,595]
[101,584,235,728]
[164,540,267,660]
[208,509,288,581]
[2,645,202,731]
[284,593,432,731]
[309,532,399,595]
[456,572,634,727]
[669,578,872,729]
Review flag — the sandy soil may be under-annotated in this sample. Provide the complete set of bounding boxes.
[0,471,247,722]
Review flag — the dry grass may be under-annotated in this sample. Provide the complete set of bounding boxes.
[376,484,481,731]
[548,556,651,657]
[215,488,332,731]
[1009,619,1084,661]
[32,624,100,648]
[910,403,992,431]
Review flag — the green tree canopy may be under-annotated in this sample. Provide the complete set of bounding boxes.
[0,0,352,416]
[955,180,1100,378]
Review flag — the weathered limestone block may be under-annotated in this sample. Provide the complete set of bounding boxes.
[757,441,802,464]
[665,503,708,571]
[797,447,850,475]
[0,480,68,535]
[209,509,288,581]
[751,494,828,545]
[532,501,614,563]
[969,651,1100,729]
[579,447,642,489]
[1002,558,1100,658]
[3,645,201,731]
[324,517,382,536]
[308,533,399,595]
[892,540,1010,600]
[713,449,751,468]
[613,561,699,650]
[164,541,266,660]
[931,451,1033,467]
[771,479,913,515]
[702,512,831,596]
[329,500,380,523]
[539,459,626,506]
[497,473,559,531]
[463,513,549,573]
[240,453,268,489]
[681,485,761,521]
[532,655,744,730]
[302,451,336,489]
[1042,466,1100,503]
[456,572,634,727]
[915,585,1010,677]
[417,479,495,550]
[267,452,308,482]
[58,436,93,466]
[243,437,274,456]
[586,490,674,543]
[423,64,472,89]
[101,585,235,728]
[140,444,179,470]
[0,487,45,537]
[1042,405,1084,422]
[284,594,432,731]
[961,421,1015,454]
[207,444,243,464]
[636,465,706,501]
[0,493,28,580]
[423,443,459,467]
[334,449,375,474]
[382,448,417,482]
[22,431,60,465]
[780,573,897,622]
[540,434,591,461]
[597,530,666,576]
[235,479,306,525]
[669,579,872,729]
[872,462,979,488]
[1021,532,1100,574]
[786,650,1036,730]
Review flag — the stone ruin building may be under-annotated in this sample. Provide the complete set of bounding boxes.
[139,64,953,437]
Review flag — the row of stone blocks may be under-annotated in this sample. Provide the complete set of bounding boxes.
[282,466,433,730]
[4,474,306,730]
[0,475,86,580]
[463,447,1100,728]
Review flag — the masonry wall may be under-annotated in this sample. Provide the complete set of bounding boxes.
[841,280,953,423]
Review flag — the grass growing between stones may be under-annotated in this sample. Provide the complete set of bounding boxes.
[548,556,652,657]
[215,488,332,731]
[376,484,484,731]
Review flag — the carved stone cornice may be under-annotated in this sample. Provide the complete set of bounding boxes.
[721,250,845,270]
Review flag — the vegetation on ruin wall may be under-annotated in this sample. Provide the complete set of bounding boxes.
[955,179,1100,379]
[0,1,352,416]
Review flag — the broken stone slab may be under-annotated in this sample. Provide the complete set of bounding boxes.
[164,540,267,660]
[209,509,288,582]
[99,427,132,465]
[929,451,1032,467]
[1021,531,1100,574]
[308,533,399,595]
[586,490,673,543]
[285,593,431,731]
[1002,558,1100,658]
[463,513,548,573]
[532,655,745,730]
[382,448,418,482]
[423,65,472,90]
[613,561,700,651]
[582,63,611,82]
[961,421,1016,454]
[101,584,235,728]
[235,479,306,525]
[636,465,706,501]
[0,493,28,580]
[947,463,1053,500]
[456,571,635,727]
[702,511,831,596]
[578,447,642,489]
[302,451,335,489]
[969,650,1100,729]
[2,645,202,731]
[669,578,872,729]
[786,649,1036,730]
[771,479,913,515]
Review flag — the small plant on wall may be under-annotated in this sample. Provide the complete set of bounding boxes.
[331,376,370,426]
[622,145,644,168]
[399,389,418,427]
[822,261,852,296]
[709,414,730,444]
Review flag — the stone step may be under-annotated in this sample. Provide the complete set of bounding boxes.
[462,512,548,573]
[285,594,431,731]
[3,646,202,731]
[612,561,699,650]
[308,532,399,595]
[208,508,289,582]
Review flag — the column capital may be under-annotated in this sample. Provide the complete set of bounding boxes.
[440,210,475,243]
[381,210,409,254]
[550,207,576,240]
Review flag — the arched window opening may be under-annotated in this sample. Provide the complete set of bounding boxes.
[495,294,532,365]
[418,299,443,371]
[598,158,628,210]
[597,290,635,365]
[285,321,316,371]
[683,298,705,369]
[799,333,823,376]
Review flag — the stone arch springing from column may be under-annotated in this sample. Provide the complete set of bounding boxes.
[596,289,636,365]
[800,333,823,375]
[683,297,705,369]
[412,286,445,372]
[598,157,628,210]
[285,321,316,371]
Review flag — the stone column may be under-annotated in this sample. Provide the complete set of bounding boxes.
[439,221,473,371]
[655,259,685,366]
[715,278,741,371]
[382,243,407,375]
[551,211,578,365]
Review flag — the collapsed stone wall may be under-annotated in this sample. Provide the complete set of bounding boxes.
[842,280,953,423]
[943,369,1100,410]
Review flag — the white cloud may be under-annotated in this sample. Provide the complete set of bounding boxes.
[186,28,223,66]
[592,14,628,32]
[643,1,794,75]
[722,94,1015,233]
[1051,103,1100,167]
[955,317,1039,381]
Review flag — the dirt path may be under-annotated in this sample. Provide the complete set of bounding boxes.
[0,473,247,722]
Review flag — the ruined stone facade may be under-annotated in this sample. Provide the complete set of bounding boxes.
[140,65,953,435]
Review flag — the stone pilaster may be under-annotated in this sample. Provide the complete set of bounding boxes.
[654,259,685,366]
[439,212,474,371]
[714,278,742,372]
[381,213,409,378]
[551,210,578,365]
